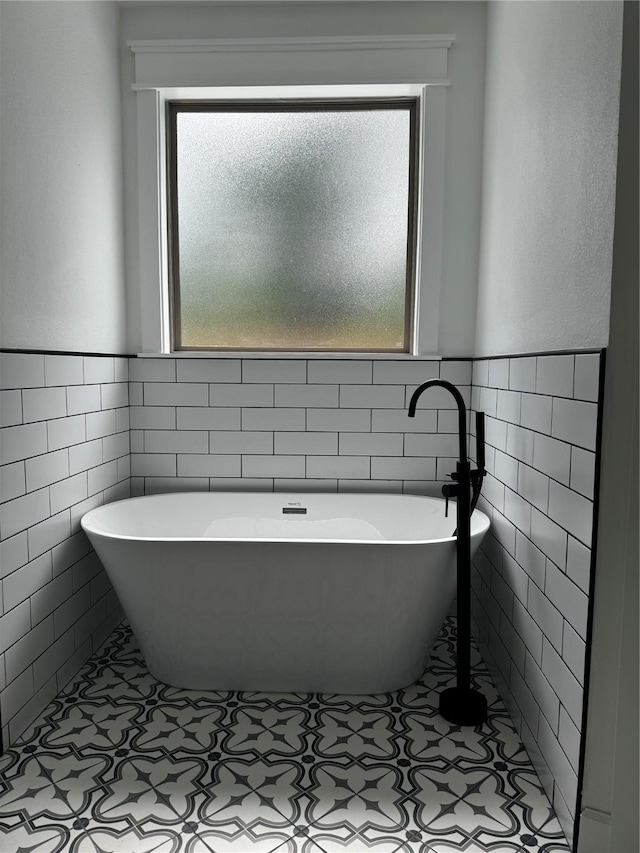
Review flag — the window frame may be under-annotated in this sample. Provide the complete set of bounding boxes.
[166,97,419,353]
[129,35,454,356]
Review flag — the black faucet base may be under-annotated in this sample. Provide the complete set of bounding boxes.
[439,686,488,726]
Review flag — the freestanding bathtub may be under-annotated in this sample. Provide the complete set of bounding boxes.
[81,492,489,694]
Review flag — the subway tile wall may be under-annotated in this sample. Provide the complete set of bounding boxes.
[128,358,472,496]
[469,352,601,847]
[0,352,130,748]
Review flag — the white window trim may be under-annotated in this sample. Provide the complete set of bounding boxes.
[130,35,454,356]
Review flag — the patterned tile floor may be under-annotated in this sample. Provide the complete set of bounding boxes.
[0,619,571,853]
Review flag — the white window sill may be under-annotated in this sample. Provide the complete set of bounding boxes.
[136,352,444,360]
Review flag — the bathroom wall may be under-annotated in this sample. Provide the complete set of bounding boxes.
[128,357,471,496]
[120,1,486,356]
[470,351,602,846]
[475,0,623,355]
[0,0,127,354]
[0,352,130,749]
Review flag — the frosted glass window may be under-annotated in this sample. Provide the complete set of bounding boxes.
[170,102,415,351]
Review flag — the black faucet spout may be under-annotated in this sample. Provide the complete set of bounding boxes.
[408,379,468,463]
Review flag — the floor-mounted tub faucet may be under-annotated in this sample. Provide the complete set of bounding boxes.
[408,378,488,726]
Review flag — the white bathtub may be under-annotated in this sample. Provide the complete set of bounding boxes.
[81,492,489,694]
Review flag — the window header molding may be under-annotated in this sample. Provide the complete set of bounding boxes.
[130,34,453,355]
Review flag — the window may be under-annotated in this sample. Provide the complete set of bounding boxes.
[129,36,453,354]
[167,100,417,352]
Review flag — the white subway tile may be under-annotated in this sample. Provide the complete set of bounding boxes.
[177,359,240,383]
[209,478,272,492]
[339,479,401,493]
[501,551,529,605]
[536,355,574,398]
[0,462,26,503]
[210,383,273,407]
[440,360,472,385]
[373,409,436,433]
[339,433,402,457]
[274,432,335,456]
[28,510,71,560]
[22,387,67,424]
[0,488,50,540]
[562,621,586,685]
[47,415,86,451]
[100,383,128,410]
[25,449,69,492]
[116,456,130,482]
[0,533,28,579]
[3,551,52,611]
[131,478,144,497]
[482,473,505,514]
[211,431,273,454]
[243,408,306,432]
[66,385,101,416]
[177,455,240,477]
[518,463,549,514]
[145,383,208,407]
[275,479,338,493]
[533,434,571,486]
[491,572,514,621]
[115,408,130,433]
[371,457,436,481]
[570,447,595,500]
[342,385,404,409]
[243,455,305,478]
[44,355,83,387]
[84,357,114,384]
[105,480,130,504]
[0,391,22,427]
[512,597,544,664]
[33,627,75,692]
[478,386,497,418]
[86,410,117,441]
[0,422,48,466]
[129,382,143,405]
[509,666,540,737]
[488,511,516,562]
[130,454,176,477]
[499,613,525,674]
[372,361,438,385]
[573,353,600,402]
[488,359,509,389]
[114,358,129,383]
[102,432,130,462]
[144,430,208,454]
[87,461,119,496]
[0,665,34,725]
[552,398,598,452]
[275,384,338,408]
[520,393,553,435]
[566,536,591,593]
[472,360,489,387]
[53,586,91,638]
[404,433,460,457]
[548,481,593,546]
[1,353,45,390]
[553,780,576,842]
[558,705,581,772]
[307,455,369,479]
[508,357,537,393]
[69,495,103,535]
[5,616,54,684]
[130,430,143,453]
[309,360,372,384]
[68,439,103,475]
[494,449,518,491]
[243,360,306,383]
[177,407,239,430]
[506,424,534,466]
[130,358,176,382]
[145,477,210,494]
[545,560,589,639]
[542,637,583,726]
[528,581,563,652]
[496,390,521,425]
[485,417,507,452]
[537,711,578,815]
[49,473,88,516]
[0,600,31,654]
[407,384,470,411]
[524,652,560,731]
[504,488,531,536]
[515,530,546,590]
[530,508,568,570]
[439,409,470,434]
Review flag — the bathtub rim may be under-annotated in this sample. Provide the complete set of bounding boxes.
[81,491,490,547]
